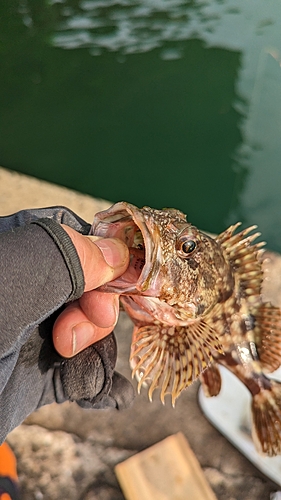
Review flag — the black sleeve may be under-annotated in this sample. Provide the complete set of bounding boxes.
[0,205,91,235]
[0,207,134,443]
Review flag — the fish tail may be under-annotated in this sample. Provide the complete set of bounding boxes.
[251,379,281,456]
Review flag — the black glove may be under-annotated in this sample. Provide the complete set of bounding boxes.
[0,206,134,443]
[60,333,134,410]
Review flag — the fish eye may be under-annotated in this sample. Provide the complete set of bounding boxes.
[182,240,196,254]
[177,238,197,258]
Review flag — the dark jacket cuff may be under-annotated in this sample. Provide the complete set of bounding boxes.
[31,218,85,301]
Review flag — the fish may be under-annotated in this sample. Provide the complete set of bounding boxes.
[90,202,281,457]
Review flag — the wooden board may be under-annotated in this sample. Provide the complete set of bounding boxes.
[115,432,217,500]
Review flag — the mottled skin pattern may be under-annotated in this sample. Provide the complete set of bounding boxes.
[141,207,234,315]
[91,203,281,457]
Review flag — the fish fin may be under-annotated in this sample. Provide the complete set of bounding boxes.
[252,379,281,456]
[200,363,222,397]
[254,302,281,373]
[130,321,223,405]
[216,223,265,300]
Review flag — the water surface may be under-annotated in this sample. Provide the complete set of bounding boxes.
[0,1,281,250]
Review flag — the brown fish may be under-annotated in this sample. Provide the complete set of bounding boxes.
[91,202,281,457]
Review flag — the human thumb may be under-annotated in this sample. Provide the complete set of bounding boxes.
[62,225,129,291]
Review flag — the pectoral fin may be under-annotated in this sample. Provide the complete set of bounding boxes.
[130,320,223,406]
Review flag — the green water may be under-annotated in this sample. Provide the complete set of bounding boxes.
[1,1,281,251]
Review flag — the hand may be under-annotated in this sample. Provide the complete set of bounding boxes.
[53,225,129,358]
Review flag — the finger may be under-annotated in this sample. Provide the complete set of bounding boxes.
[53,301,113,357]
[79,290,120,328]
[62,225,129,292]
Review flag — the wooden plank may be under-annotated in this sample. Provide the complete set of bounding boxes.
[115,432,217,500]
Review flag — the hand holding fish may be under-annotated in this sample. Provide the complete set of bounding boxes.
[52,228,129,357]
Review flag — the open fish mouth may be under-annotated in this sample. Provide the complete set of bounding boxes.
[90,202,162,296]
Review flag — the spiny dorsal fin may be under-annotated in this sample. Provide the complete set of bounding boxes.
[216,223,265,299]
[130,321,223,406]
[254,302,281,373]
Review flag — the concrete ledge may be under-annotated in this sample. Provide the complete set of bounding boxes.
[0,166,110,222]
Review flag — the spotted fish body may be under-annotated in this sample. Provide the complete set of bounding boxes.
[91,202,281,457]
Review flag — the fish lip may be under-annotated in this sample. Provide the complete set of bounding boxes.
[90,202,161,295]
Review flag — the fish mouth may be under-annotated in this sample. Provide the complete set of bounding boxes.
[90,202,162,296]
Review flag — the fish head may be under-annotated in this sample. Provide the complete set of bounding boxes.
[91,202,234,324]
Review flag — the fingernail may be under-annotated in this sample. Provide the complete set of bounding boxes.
[94,238,128,269]
[72,322,96,355]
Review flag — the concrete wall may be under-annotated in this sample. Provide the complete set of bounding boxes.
[0,166,111,223]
